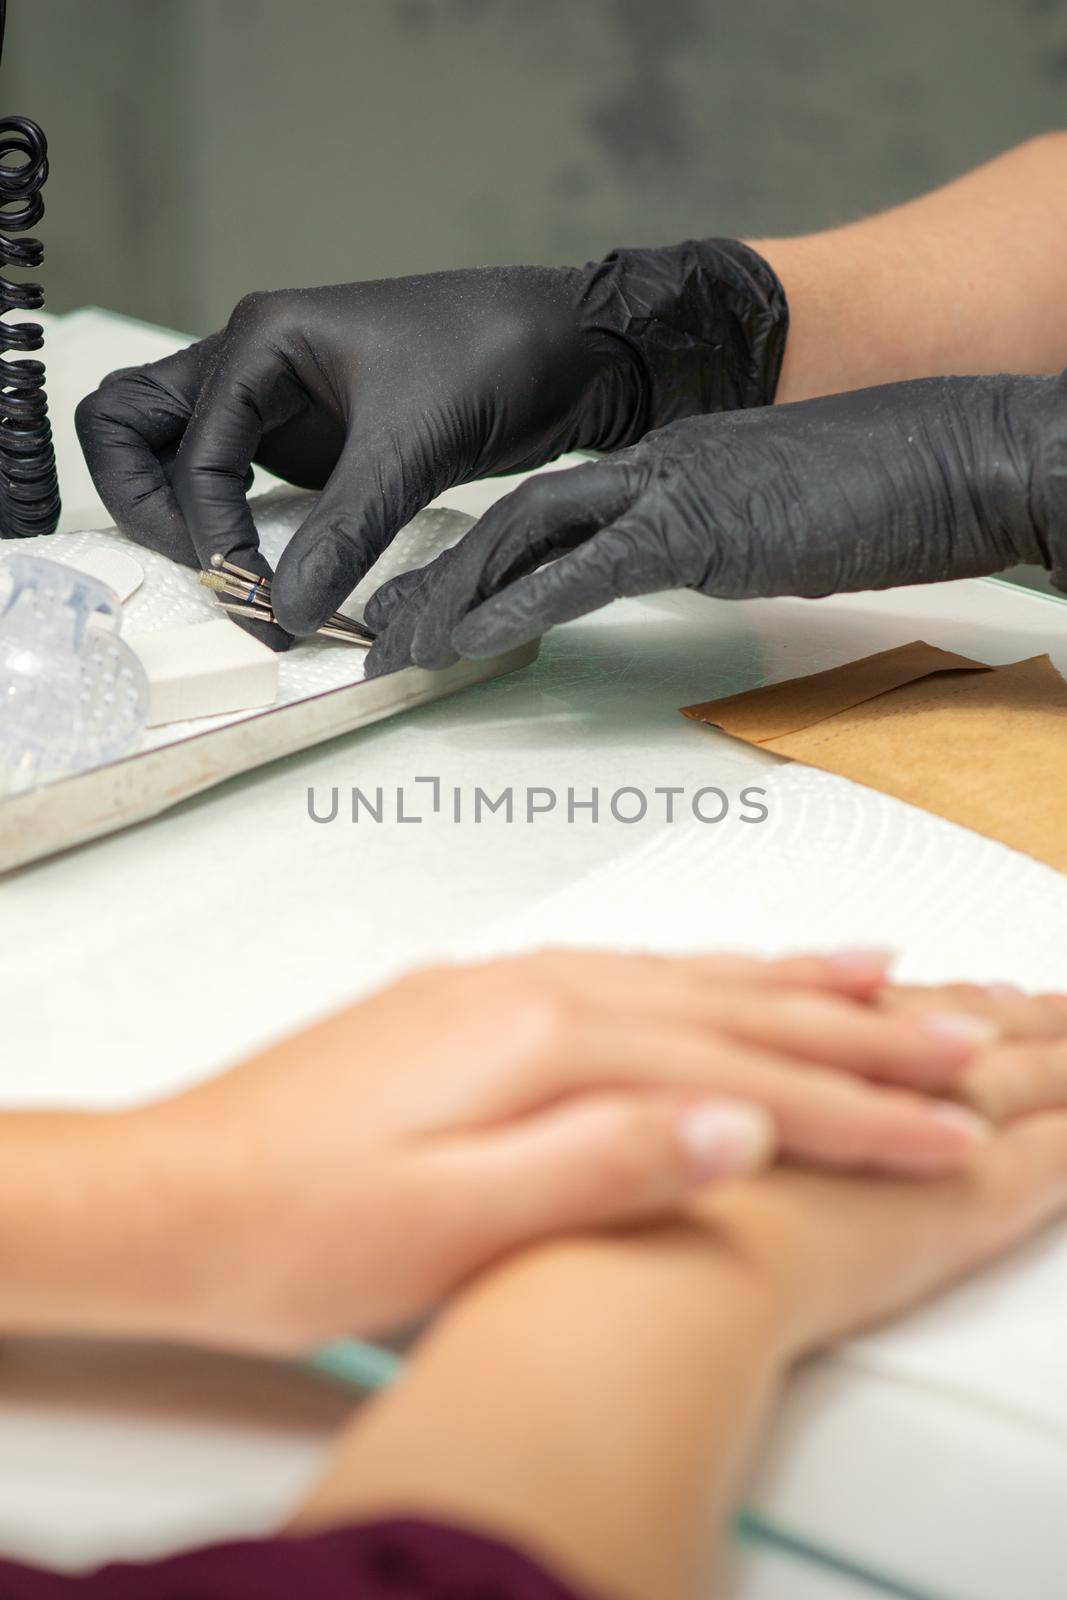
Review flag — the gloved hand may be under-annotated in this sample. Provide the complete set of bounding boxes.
[74,241,787,647]
[363,371,1067,674]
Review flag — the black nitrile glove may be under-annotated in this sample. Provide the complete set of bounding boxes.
[363,372,1067,675]
[74,241,787,647]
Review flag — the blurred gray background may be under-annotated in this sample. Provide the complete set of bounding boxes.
[8,0,1067,337]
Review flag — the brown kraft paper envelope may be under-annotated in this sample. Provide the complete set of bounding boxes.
[681,641,1067,873]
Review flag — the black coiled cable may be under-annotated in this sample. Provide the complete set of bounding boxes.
[0,0,58,537]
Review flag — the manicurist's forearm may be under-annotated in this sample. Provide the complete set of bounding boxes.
[289,1228,787,1600]
[754,133,1067,402]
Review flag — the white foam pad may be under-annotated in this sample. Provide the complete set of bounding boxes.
[128,617,279,726]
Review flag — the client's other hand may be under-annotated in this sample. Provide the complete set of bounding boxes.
[876,979,1067,1121]
[703,1090,1067,1362]
[690,981,1067,1356]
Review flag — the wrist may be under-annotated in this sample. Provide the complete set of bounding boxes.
[109,1095,279,1349]
[925,372,1067,583]
[0,1108,186,1338]
[0,1101,257,1346]
[485,1224,792,1381]
[576,237,789,444]
[1013,371,1067,587]
[688,1184,833,1365]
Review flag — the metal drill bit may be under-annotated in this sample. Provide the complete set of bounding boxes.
[210,553,264,585]
[199,569,267,604]
[216,600,275,622]
[200,557,373,645]
[318,617,375,643]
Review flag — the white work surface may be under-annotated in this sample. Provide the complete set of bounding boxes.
[4,309,1067,1600]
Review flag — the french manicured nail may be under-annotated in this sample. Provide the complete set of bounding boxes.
[678,1101,774,1180]
[828,948,893,980]
[927,1101,992,1142]
[919,1012,1000,1049]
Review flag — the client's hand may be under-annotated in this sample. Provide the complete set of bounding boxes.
[92,950,999,1352]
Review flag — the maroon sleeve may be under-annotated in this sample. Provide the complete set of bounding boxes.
[0,1518,602,1600]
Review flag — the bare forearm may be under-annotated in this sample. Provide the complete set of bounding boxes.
[754,133,1067,402]
[0,1112,145,1334]
[290,1228,786,1600]
[0,1108,225,1343]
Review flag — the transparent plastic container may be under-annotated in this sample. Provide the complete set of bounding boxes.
[0,553,149,796]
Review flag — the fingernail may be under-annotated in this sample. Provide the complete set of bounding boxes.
[827,948,893,981]
[678,1101,774,1180]
[918,1011,1000,1048]
[926,1101,993,1142]
[985,983,1024,1000]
